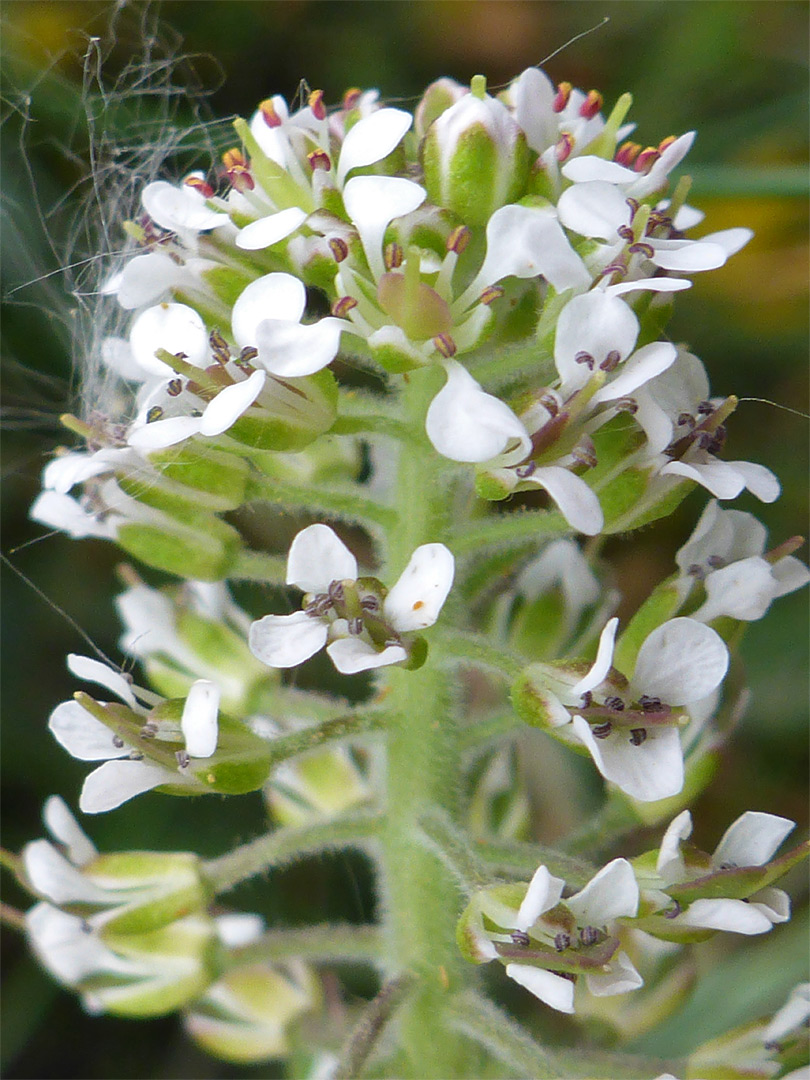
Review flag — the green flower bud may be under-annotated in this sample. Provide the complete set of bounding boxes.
[184,961,318,1064]
[414,77,467,140]
[266,746,371,827]
[421,76,531,226]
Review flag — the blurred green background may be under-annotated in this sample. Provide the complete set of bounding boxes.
[2,2,807,1077]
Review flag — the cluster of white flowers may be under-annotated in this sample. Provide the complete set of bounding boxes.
[31,67,778,545]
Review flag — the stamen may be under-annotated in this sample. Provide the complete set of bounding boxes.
[687,563,706,579]
[553,82,572,112]
[360,595,381,613]
[515,462,536,480]
[511,930,531,947]
[677,412,696,428]
[184,175,214,198]
[308,89,327,121]
[638,695,665,713]
[554,932,571,952]
[579,90,603,119]
[259,98,283,128]
[307,149,331,171]
[176,750,191,769]
[348,617,364,636]
[146,406,164,423]
[635,146,660,173]
[446,224,471,254]
[342,87,362,111]
[479,284,505,306]
[696,400,714,416]
[112,735,125,749]
[615,141,641,167]
[433,333,457,358]
[599,350,622,372]
[328,580,345,603]
[579,691,592,707]
[539,392,560,416]
[592,721,612,739]
[664,900,681,919]
[629,728,647,746]
[329,238,349,263]
[332,296,358,318]
[617,225,635,242]
[604,696,625,712]
[614,397,638,414]
[628,242,655,259]
[579,926,600,946]
[167,379,183,397]
[555,132,574,163]
[574,351,594,369]
[384,242,404,270]
[706,555,726,569]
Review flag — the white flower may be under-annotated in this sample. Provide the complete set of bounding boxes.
[655,809,795,935]
[557,616,729,802]
[467,859,642,1014]
[231,272,354,378]
[764,983,810,1046]
[675,500,809,621]
[48,655,219,813]
[248,524,454,674]
[636,349,781,503]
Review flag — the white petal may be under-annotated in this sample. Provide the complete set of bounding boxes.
[49,700,128,762]
[181,680,219,758]
[526,468,604,536]
[633,393,674,456]
[255,316,349,377]
[236,207,307,250]
[656,810,692,881]
[712,811,795,870]
[129,303,208,376]
[326,638,407,674]
[571,618,619,697]
[80,760,172,813]
[692,556,777,622]
[25,903,128,984]
[42,450,123,495]
[511,66,557,153]
[660,458,746,500]
[199,370,266,435]
[561,157,638,185]
[585,951,644,997]
[632,618,728,703]
[231,273,306,347]
[128,415,202,450]
[566,858,639,925]
[384,544,455,631]
[731,461,781,503]
[607,278,692,296]
[23,840,112,905]
[465,204,590,303]
[514,865,565,932]
[554,291,639,392]
[215,913,265,948]
[650,239,729,272]
[505,964,575,1013]
[30,491,115,540]
[749,887,791,924]
[425,362,531,463]
[772,556,810,598]
[142,180,228,232]
[67,655,138,707]
[627,132,696,197]
[116,252,188,310]
[676,897,775,935]
[43,796,97,867]
[591,342,677,404]
[701,227,753,257]
[557,180,629,240]
[571,716,684,803]
[248,612,329,669]
[337,107,412,185]
[764,985,810,1046]
[287,524,358,591]
[342,176,426,280]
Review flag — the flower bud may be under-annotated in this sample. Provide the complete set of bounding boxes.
[421,76,531,226]
[184,961,318,1063]
[265,746,371,827]
[414,76,467,139]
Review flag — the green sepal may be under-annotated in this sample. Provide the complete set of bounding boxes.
[456,882,526,963]
[509,591,567,660]
[146,444,250,510]
[613,580,682,676]
[403,636,428,670]
[225,368,338,452]
[666,840,810,906]
[117,517,241,582]
[87,852,210,935]
[474,469,515,501]
[201,265,257,310]
[367,335,428,374]
[510,664,582,730]
[535,286,574,358]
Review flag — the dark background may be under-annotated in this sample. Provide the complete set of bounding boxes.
[2,2,808,1076]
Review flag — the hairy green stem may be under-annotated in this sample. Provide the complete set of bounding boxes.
[255,709,386,765]
[335,972,417,1080]
[451,508,571,556]
[377,368,476,1078]
[229,548,288,583]
[202,810,383,894]
[446,990,559,1079]
[229,924,384,967]
[472,836,597,888]
[245,474,398,531]
[434,629,524,681]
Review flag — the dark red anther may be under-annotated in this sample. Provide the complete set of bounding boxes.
[259,98,283,128]
[479,284,505,306]
[308,90,327,121]
[600,349,622,372]
[628,242,655,259]
[574,351,594,369]
[635,146,660,173]
[222,148,254,192]
[515,462,537,480]
[328,237,349,263]
[384,242,404,270]
[343,87,362,111]
[433,334,457,359]
[615,141,641,168]
[332,296,358,317]
[555,132,574,163]
[307,149,332,171]
[658,135,677,154]
[554,932,571,952]
[447,224,471,254]
[184,175,215,199]
[579,89,603,119]
[629,728,647,746]
[592,721,612,739]
[167,379,183,397]
[617,224,635,242]
[553,81,572,112]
